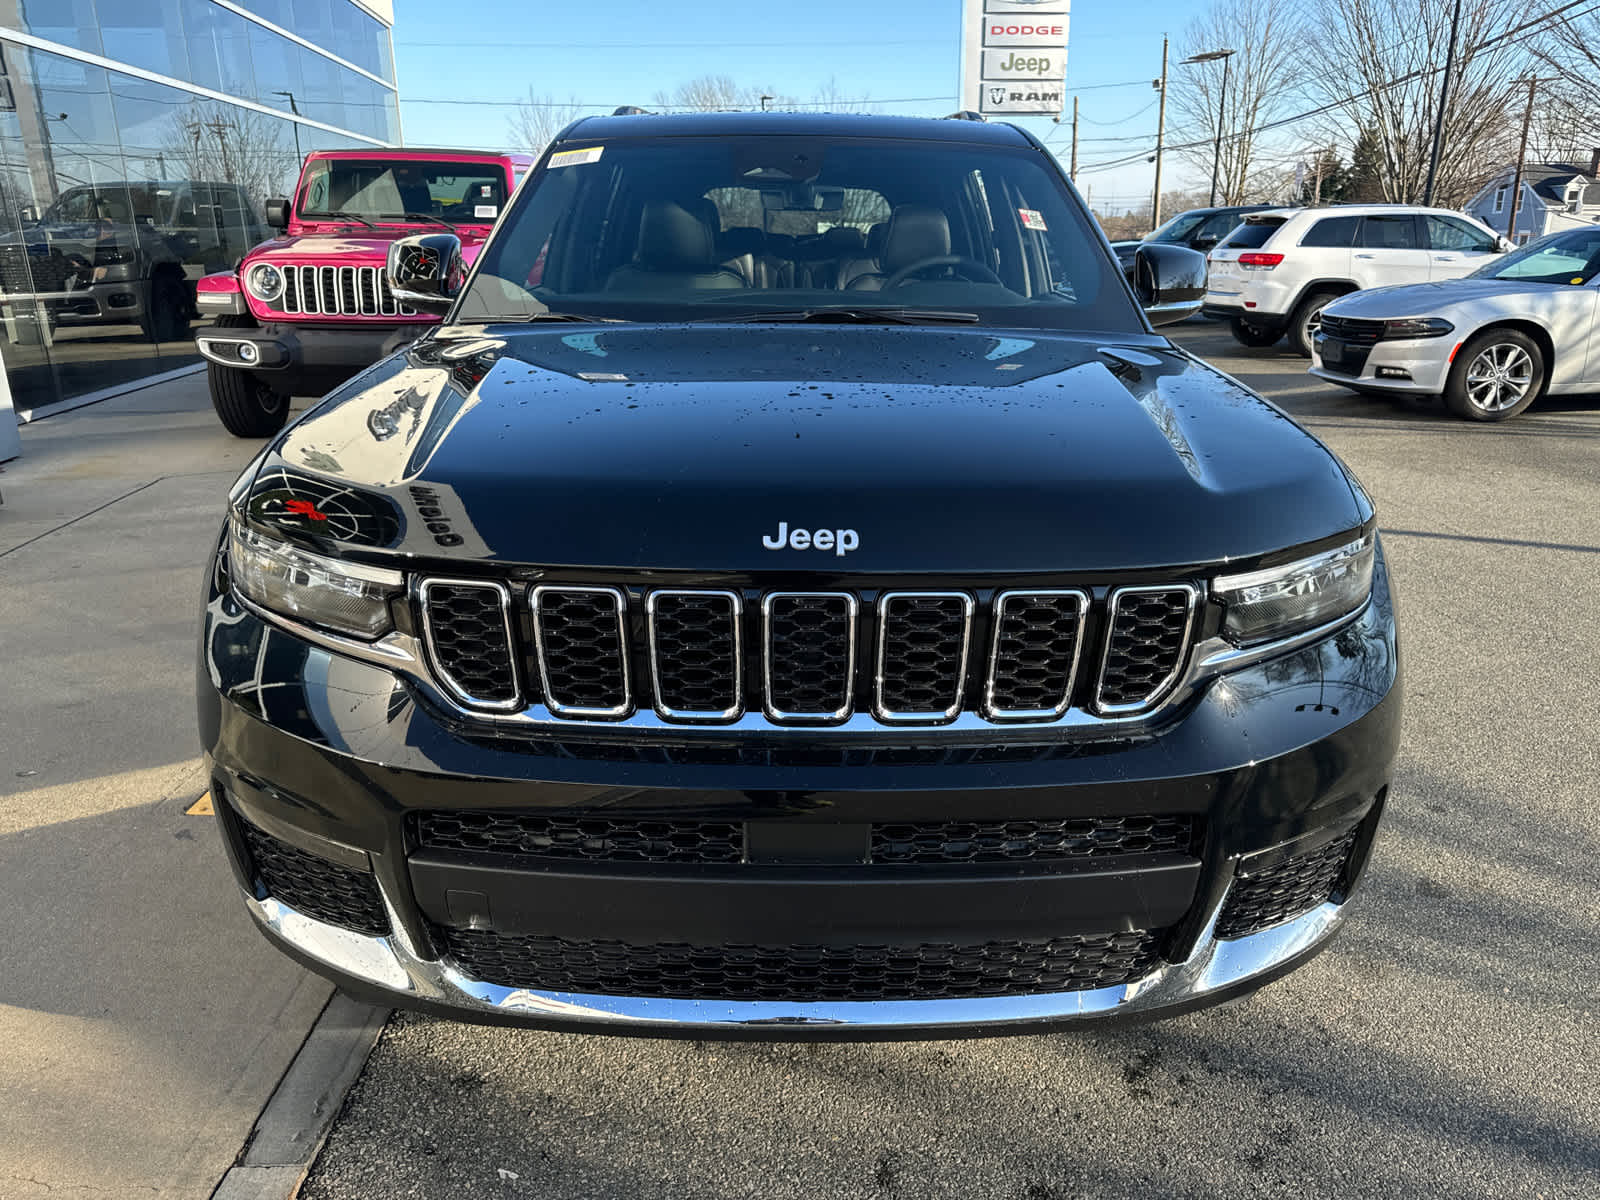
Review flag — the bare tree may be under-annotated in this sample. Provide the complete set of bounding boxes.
[506,91,584,157]
[157,101,301,212]
[1530,7,1600,165]
[653,75,796,112]
[1306,0,1533,205]
[1171,0,1303,205]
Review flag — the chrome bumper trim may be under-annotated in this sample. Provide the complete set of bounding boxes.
[243,882,1349,1033]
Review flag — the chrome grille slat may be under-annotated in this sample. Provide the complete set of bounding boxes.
[647,589,743,721]
[763,592,857,723]
[874,591,973,722]
[260,262,416,317]
[532,586,631,718]
[1095,585,1199,715]
[418,579,521,711]
[985,589,1089,720]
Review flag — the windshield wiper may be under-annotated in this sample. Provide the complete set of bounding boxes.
[310,210,377,229]
[403,212,457,229]
[701,308,981,326]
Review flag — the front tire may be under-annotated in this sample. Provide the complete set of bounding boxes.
[1229,317,1281,348]
[1443,329,1543,422]
[1289,289,1343,357]
[207,313,289,438]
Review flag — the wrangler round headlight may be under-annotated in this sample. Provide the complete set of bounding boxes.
[244,262,284,302]
[1214,533,1375,646]
[228,519,402,639]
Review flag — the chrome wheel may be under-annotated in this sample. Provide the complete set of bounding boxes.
[1464,343,1534,413]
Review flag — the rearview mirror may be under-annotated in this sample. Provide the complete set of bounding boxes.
[387,233,464,313]
[1191,234,1219,251]
[1134,243,1206,326]
[264,197,290,230]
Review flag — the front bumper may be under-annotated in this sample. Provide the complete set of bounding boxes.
[1310,334,1453,394]
[199,548,1401,1038]
[196,321,430,392]
[0,281,146,323]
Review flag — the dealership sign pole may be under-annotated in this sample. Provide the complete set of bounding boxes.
[960,0,1069,117]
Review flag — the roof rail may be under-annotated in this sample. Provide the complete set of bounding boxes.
[943,110,987,122]
[611,106,651,116]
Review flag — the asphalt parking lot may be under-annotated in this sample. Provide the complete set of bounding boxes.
[294,322,1600,1200]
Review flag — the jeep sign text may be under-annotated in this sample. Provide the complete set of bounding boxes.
[762,522,860,556]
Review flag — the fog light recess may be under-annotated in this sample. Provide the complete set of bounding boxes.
[1375,366,1411,380]
[237,342,259,364]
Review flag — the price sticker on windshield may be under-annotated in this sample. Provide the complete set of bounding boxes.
[548,147,604,168]
[1019,208,1048,231]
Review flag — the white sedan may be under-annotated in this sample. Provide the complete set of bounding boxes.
[1309,226,1600,421]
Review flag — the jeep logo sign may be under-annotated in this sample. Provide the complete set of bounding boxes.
[961,0,1069,116]
[762,522,859,556]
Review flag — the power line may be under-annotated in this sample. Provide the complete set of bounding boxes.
[1072,0,1600,175]
[408,94,958,109]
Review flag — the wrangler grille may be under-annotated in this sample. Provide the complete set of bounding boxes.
[436,927,1167,1001]
[277,263,416,317]
[415,582,1200,728]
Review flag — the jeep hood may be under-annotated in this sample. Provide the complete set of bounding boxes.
[247,230,489,265]
[247,324,1368,574]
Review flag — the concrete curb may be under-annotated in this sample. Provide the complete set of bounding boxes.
[210,993,390,1200]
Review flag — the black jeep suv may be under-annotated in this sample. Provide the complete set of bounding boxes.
[198,113,1400,1038]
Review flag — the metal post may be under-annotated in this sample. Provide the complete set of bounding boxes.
[1422,0,1462,206]
[1151,37,1169,227]
[1209,53,1230,207]
[1506,77,1537,242]
[1069,95,1079,180]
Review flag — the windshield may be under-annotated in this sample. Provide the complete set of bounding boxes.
[298,159,509,224]
[455,135,1140,333]
[1143,211,1206,245]
[1469,228,1600,285]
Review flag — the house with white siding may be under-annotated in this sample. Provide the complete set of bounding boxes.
[1465,151,1600,243]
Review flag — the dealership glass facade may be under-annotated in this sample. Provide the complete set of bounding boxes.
[0,0,399,414]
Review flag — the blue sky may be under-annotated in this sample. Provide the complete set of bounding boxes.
[391,0,1203,214]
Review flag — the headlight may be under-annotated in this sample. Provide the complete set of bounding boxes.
[1382,317,1453,339]
[228,520,403,639]
[1214,533,1375,646]
[244,262,284,302]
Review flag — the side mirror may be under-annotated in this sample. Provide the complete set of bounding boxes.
[1495,236,1514,253]
[19,204,37,224]
[387,233,464,313]
[1134,243,1206,326]
[265,198,290,230]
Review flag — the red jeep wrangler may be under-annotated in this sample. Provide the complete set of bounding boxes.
[196,148,533,436]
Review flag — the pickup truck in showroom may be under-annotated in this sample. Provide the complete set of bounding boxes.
[195,147,533,436]
[198,112,1401,1038]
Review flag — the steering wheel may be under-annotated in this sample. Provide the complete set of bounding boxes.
[881,255,1004,289]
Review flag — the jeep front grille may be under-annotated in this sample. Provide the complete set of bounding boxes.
[417,582,1202,729]
[277,263,416,317]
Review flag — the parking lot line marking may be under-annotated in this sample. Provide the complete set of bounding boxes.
[186,791,214,816]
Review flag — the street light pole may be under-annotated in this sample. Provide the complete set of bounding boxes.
[1181,49,1236,208]
[273,90,302,161]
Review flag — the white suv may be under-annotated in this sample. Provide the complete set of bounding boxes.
[1203,205,1508,355]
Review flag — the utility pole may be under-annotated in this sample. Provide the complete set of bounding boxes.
[1506,77,1538,242]
[1422,0,1462,206]
[1069,95,1079,180]
[1312,152,1325,206]
[1151,36,1169,228]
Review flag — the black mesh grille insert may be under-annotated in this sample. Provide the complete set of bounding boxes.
[649,591,740,717]
[239,822,388,936]
[1097,588,1195,710]
[987,591,1086,717]
[414,812,744,863]
[765,594,854,718]
[535,588,629,715]
[436,928,1165,1001]
[1215,829,1359,940]
[1318,315,1385,344]
[422,582,518,707]
[873,816,1197,864]
[876,593,970,717]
